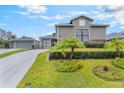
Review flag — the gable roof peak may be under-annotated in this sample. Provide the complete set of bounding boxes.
[70,14,93,24]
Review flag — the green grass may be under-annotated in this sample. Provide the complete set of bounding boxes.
[0,49,28,59]
[18,52,124,88]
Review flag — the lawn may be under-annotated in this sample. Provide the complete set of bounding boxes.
[0,49,28,59]
[18,52,124,88]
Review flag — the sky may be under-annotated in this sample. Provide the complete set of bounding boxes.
[0,5,124,39]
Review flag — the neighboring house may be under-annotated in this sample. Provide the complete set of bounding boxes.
[9,36,38,49]
[41,14,110,49]
[107,31,124,41]
[39,33,57,49]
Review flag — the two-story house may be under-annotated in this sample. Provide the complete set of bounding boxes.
[40,14,110,49]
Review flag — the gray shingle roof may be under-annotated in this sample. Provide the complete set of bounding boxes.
[91,24,110,27]
[9,36,36,42]
[55,24,73,27]
[70,14,93,24]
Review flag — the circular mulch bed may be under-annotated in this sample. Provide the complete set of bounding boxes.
[93,66,124,81]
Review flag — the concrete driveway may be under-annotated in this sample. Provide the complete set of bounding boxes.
[0,49,18,54]
[0,49,47,88]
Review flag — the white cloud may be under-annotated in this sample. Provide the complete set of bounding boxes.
[13,11,29,15]
[109,20,118,27]
[93,6,124,26]
[19,5,47,14]
[54,14,64,20]
[47,22,58,27]
[96,5,104,10]
[41,31,54,36]
[107,5,123,11]
[39,15,51,20]
[29,14,65,20]
[29,10,90,21]
[107,6,124,26]
[119,26,124,29]
[95,13,114,20]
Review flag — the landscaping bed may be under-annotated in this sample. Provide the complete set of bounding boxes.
[18,52,124,88]
[93,66,124,81]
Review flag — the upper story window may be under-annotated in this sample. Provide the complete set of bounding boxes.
[79,20,85,26]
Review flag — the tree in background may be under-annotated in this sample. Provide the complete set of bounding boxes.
[105,38,124,57]
[11,35,16,39]
[0,40,9,48]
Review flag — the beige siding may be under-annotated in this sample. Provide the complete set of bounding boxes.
[72,17,91,28]
[57,26,75,41]
[90,27,106,41]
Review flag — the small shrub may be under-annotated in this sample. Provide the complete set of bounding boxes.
[112,58,124,69]
[53,60,82,72]
[93,66,124,81]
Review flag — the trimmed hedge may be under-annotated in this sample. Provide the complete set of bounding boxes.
[49,51,124,59]
[84,42,105,48]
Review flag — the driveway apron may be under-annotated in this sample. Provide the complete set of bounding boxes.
[0,49,47,88]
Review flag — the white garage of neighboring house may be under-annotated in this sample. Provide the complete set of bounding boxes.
[9,37,39,49]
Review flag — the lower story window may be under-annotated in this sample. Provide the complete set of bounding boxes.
[76,29,89,42]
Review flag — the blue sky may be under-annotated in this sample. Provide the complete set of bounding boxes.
[0,5,124,39]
